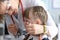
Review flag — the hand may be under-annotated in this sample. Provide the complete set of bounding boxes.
[0,0,19,15]
[7,24,18,36]
[6,0,19,15]
[25,24,44,35]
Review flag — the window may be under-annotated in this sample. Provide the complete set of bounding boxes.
[53,0,60,8]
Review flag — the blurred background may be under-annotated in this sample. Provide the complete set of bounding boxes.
[0,0,60,40]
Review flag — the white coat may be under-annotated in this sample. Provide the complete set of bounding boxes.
[5,0,58,40]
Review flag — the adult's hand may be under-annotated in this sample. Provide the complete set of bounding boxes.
[7,24,18,36]
[0,0,19,15]
[7,0,19,15]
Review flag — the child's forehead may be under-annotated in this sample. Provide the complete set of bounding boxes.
[24,16,40,22]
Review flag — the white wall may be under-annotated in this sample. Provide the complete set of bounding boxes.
[42,0,60,24]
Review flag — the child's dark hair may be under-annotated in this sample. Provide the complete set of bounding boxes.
[23,6,48,25]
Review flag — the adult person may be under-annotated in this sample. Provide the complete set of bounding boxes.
[0,0,58,40]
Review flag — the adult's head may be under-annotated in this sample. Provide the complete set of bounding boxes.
[0,0,7,14]
[0,0,19,15]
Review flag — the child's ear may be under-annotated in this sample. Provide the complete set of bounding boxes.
[36,19,42,25]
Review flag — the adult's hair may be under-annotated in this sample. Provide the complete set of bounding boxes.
[0,0,5,2]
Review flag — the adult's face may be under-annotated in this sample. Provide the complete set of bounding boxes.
[0,1,7,14]
[0,0,19,15]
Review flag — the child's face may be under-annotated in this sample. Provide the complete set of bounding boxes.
[23,17,42,26]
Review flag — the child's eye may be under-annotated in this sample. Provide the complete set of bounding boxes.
[24,18,30,23]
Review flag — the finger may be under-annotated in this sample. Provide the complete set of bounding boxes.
[28,24,35,32]
[7,6,14,15]
[7,24,18,31]
[28,31,35,35]
[26,28,32,32]
[13,9,18,14]
[25,24,33,28]
[8,24,15,27]
[29,24,35,35]
[25,26,33,32]
[8,28,17,35]
[25,24,34,31]
[8,25,18,35]
[26,27,35,34]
